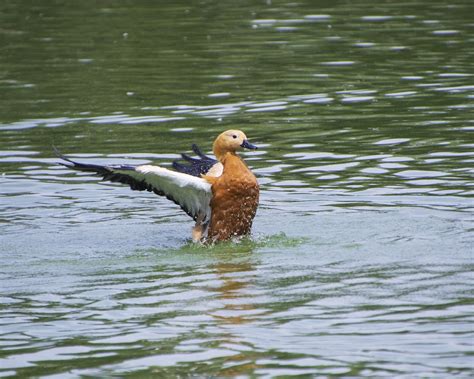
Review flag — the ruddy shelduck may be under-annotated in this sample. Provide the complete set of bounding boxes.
[57,130,259,243]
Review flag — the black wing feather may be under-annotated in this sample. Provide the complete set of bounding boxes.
[172,144,218,177]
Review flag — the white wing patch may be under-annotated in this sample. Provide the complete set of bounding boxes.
[206,162,223,177]
[116,165,212,223]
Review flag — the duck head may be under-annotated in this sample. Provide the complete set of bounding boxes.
[213,129,257,161]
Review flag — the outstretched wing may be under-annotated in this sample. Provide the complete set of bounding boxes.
[172,144,222,177]
[57,152,212,223]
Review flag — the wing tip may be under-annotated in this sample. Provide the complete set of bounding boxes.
[53,145,74,167]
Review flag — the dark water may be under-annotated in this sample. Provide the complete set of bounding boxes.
[1,0,473,377]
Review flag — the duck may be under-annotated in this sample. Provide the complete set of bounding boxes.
[57,130,260,243]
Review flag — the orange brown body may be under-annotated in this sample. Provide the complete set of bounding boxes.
[205,152,259,241]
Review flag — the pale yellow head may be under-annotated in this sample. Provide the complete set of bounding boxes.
[213,129,257,161]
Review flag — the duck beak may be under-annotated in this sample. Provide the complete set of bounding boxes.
[241,139,258,150]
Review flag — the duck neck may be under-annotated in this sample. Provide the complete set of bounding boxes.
[213,145,236,162]
[221,152,250,175]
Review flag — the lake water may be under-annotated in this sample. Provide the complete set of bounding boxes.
[1,0,473,377]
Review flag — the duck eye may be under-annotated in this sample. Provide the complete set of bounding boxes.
[232,135,237,139]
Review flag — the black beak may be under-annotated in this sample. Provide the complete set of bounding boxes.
[241,139,258,150]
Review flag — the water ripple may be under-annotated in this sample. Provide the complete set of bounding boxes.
[1,0,473,376]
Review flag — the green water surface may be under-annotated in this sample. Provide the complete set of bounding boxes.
[1,0,473,377]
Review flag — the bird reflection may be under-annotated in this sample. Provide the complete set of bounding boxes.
[212,262,255,325]
[207,246,260,375]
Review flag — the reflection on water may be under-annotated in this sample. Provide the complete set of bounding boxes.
[1,0,473,377]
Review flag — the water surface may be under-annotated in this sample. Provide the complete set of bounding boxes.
[1,0,473,377]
